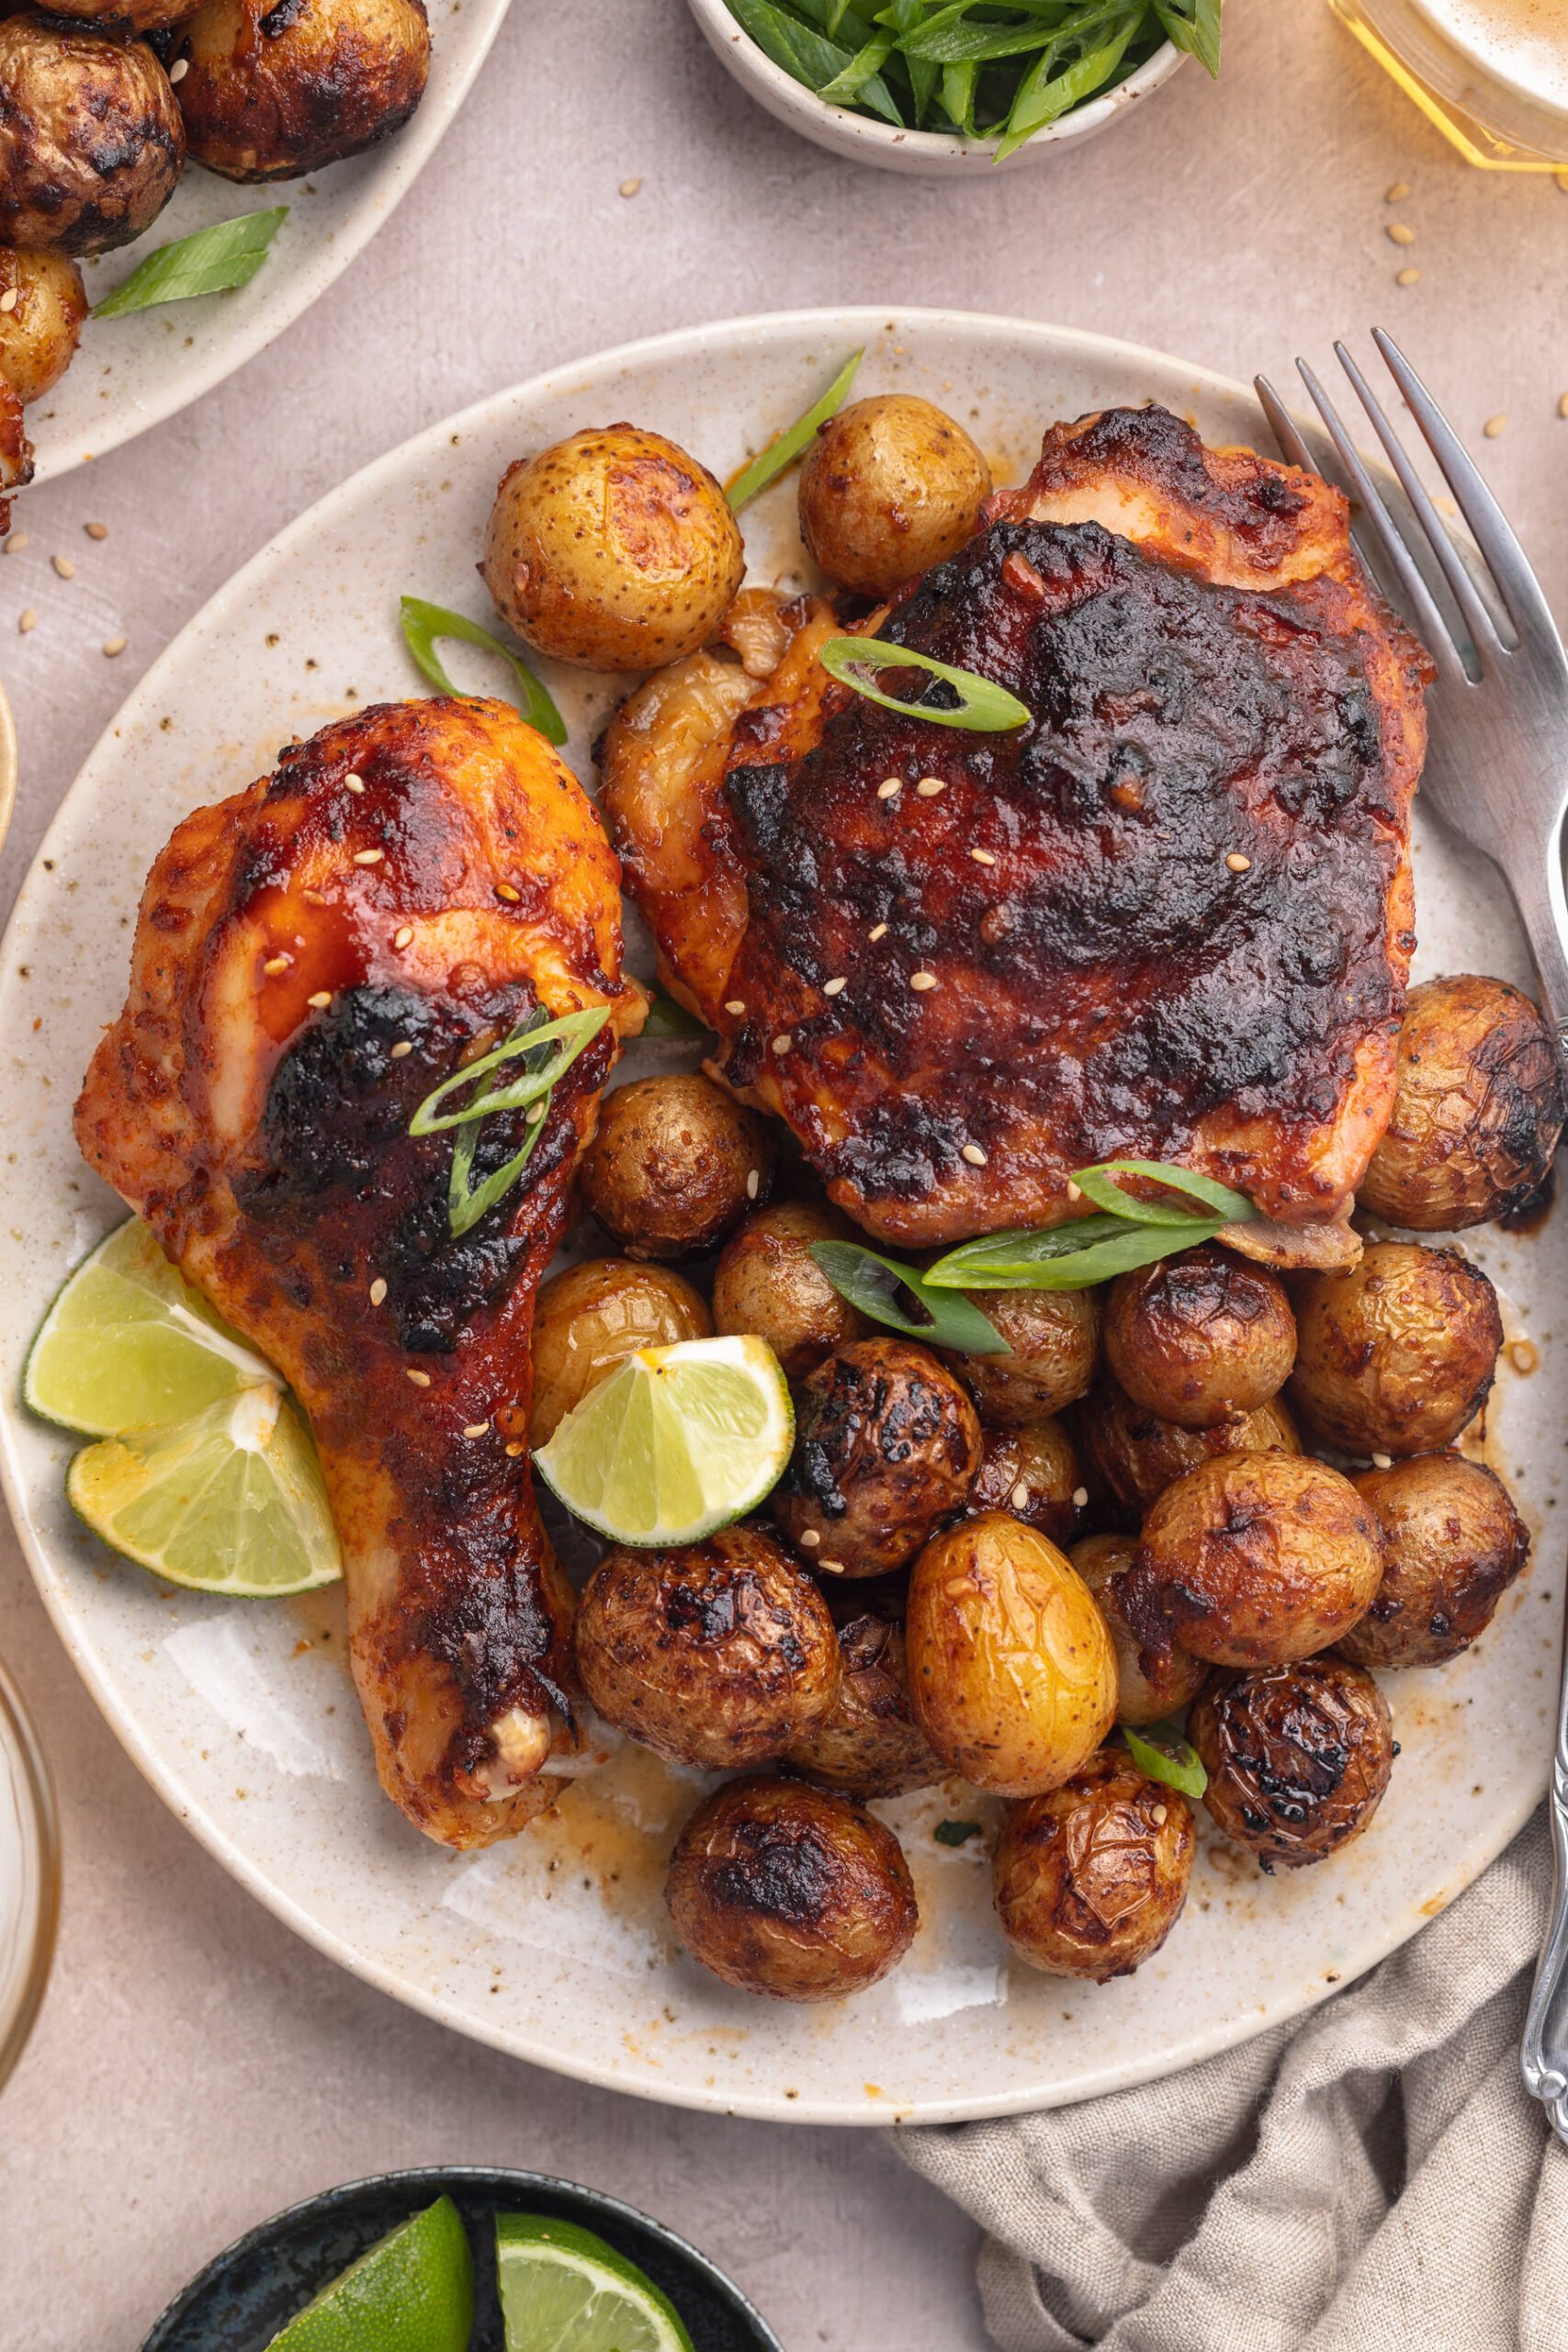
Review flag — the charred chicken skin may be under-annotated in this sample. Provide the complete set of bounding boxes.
[603,405,1430,1246]
[75,696,643,1849]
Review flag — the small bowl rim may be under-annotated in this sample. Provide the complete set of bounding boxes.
[0,1652,61,2095]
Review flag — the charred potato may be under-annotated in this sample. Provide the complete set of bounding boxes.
[174,0,430,182]
[575,1524,840,1771]
[1338,1451,1529,1668]
[941,1286,1099,1429]
[797,394,991,598]
[1359,974,1565,1230]
[481,424,744,672]
[666,1775,918,2001]
[1103,1244,1296,1430]
[1127,1451,1384,1669]
[970,1418,1082,1546]
[1069,1533,1207,1726]
[580,1074,773,1261]
[712,1198,870,1378]
[46,0,202,28]
[784,1611,942,1796]
[993,1749,1195,1981]
[906,1512,1118,1796]
[0,20,184,254]
[771,1336,982,1577]
[0,248,85,405]
[1079,1378,1302,1517]
[529,1258,711,1444]
[1288,1241,1504,1458]
[1190,1657,1394,1870]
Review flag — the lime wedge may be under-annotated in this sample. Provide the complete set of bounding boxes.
[265,2196,474,2352]
[532,1335,792,1547]
[25,1216,276,1437]
[67,1384,342,1596]
[496,2213,694,2352]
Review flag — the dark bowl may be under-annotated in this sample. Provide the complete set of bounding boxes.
[140,2165,784,2352]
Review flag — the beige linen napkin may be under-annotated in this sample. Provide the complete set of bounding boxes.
[899,1810,1568,2352]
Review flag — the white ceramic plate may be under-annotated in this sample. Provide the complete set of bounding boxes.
[1,309,1562,2125]
[25,0,510,484]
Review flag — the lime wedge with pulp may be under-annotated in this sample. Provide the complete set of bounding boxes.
[532,1334,792,1547]
[26,1216,276,1437]
[265,2196,474,2352]
[496,2213,694,2352]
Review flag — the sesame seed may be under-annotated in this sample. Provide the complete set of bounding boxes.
[1371,1452,1393,1469]
[724,998,746,1016]
[869,922,889,942]
[102,637,127,658]
[961,1143,987,1166]
[798,1529,821,1548]
[495,882,521,902]
[916,775,946,797]
[51,554,74,579]
[1484,414,1507,439]
[369,1277,388,1305]
[6,532,27,553]
[1385,179,1409,201]
[818,1558,847,1576]
[352,847,384,866]
[526,1099,548,1123]
[970,846,996,865]
[1065,1179,1082,1203]
[1151,1803,1168,1826]
[1387,222,1415,245]
[307,989,333,1010]
[262,954,290,975]
[405,1367,432,1388]
[393,924,413,948]
[170,52,187,77]
[1225,852,1252,872]
[389,1041,412,1058]
[85,522,107,540]
[1560,395,1568,420]
[344,772,365,793]
[619,175,642,197]
[505,1441,525,1458]
[463,1421,490,1438]
[1396,267,1421,287]
[17,609,36,633]
[1010,1480,1031,1510]
[822,977,847,997]
[746,1168,760,1200]
[772,1033,792,1055]
[876,777,901,799]
[0,289,16,314]
[1071,1486,1089,1509]
[909,971,938,990]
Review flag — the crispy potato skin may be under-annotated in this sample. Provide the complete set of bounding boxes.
[666,1775,918,2001]
[1338,1451,1529,1668]
[528,1257,710,1445]
[481,424,743,672]
[940,1287,1099,1429]
[797,393,992,598]
[174,0,430,182]
[712,1198,871,1379]
[579,1072,773,1261]
[907,1512,1118,1796]
[575,1524,840,1772]
[1069,1532,1208,1725]
[1288,1241,1503,1458]
[1127,1450,1384,1670]
[784,1611,942,1796]
[993,1749,1195,1980]
[1190,1657,1394,1870]
[971,1418,1082,1546]
[1078,1378,1302,1517]
[0,20,184,254]
[1359,974,1565,1230]
[1103,1244,1296,1430]
[771,1335,982,1577]
[0,246,85,403]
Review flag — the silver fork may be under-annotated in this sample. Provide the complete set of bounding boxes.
[1254,332,1568,2148]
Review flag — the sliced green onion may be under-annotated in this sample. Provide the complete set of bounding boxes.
[809,1239,1009,1353]
[1155,0,1222,76]
[727,347,863,512]
[1122,1723,1207,1802]
[1072,1159,1258,1226]
[399,596,567,747]
[724,0,904,120]
[410,1006,610,1137]
[819,636,1031,734]
[925,1217,1224,1292]
[933,1818,983,1847]
[91,208,288,319]
[996,16,1142,163]
[639,988,710,1039]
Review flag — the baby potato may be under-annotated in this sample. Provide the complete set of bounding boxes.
[1069,1533,1208,1726]
[481,424,744,672]
[771,1336,982,1577]
[1190,1657,1394,1871]
[784,1610,942,1797]
[940,1286,1099,1429]
[0,249,85,405]
[993,1750,1195,1981]
[1288,1241,1503,1458]
[575,1524,840,1771]
[1359,974,1565,1230]
[797,394,991,598]
[970,1419,1082,1546]
[529,1258,710,1445]
[47,0,202,27]
[712,1198,870,1379]
[0,19,184,254]
[580,1073,773,1261]
[174,0,430,181]
[1338,1451,1529,1669]
[1079,1378,1302,1517]
[906,1512,1118,1797]
[1103,1244,1296,1430]
[666,1775,918,2001]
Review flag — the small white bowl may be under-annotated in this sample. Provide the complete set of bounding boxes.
[686,0,1188,174]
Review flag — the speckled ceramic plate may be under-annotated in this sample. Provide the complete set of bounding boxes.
[0,310,1562,2125]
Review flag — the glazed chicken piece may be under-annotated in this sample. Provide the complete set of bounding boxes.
[603,406,1431,1248]
[75,697,643,1848]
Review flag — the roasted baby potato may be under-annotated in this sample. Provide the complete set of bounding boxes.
[712,1198,870,1378]
[1079,1378,1302,1517]
[574,1524,840,1771]
[529,1257,711,1444]
[1288,1241,1504,1458]
[46,0,202,28]
[666,1775,918,2001]
[0,19,184,254]
[784,1610,942,1797]
[1069,1533,1208,1726]
[941,1286,1099,1429]
[906,1512,1118,1796]
[970,1418,1082,1546]
[1103,1244,1296,1430]
[797,394,991,598]
[481,424,744,672]
[580,1073,773,1260]
[174,0,430,181]
[0,247,85,405]
[1190,1657,1394,1870]
[1127,1451,1384,1669]
[1338,1451,1529,1669]
[1359,974,1565,1230]
[771,1335,982,1577]
[993,1749,1195,1981]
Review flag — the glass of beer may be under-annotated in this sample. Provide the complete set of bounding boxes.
[0,1657,59,2093]
[1329,0,1568,166]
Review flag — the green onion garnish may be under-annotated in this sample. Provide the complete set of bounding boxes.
[400,596,567,748]
[1070,1160,1258,1226]
[639,988,710,1039]
[819,636,1031,734]
[1122,1723,1208,1802]
[925,1217,1228,1293]
[91,209,288,319]
[410,1005,611,1238]
[808,1239,1009,1353]
[727,346,863,511]
[933,1818,983,1847]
